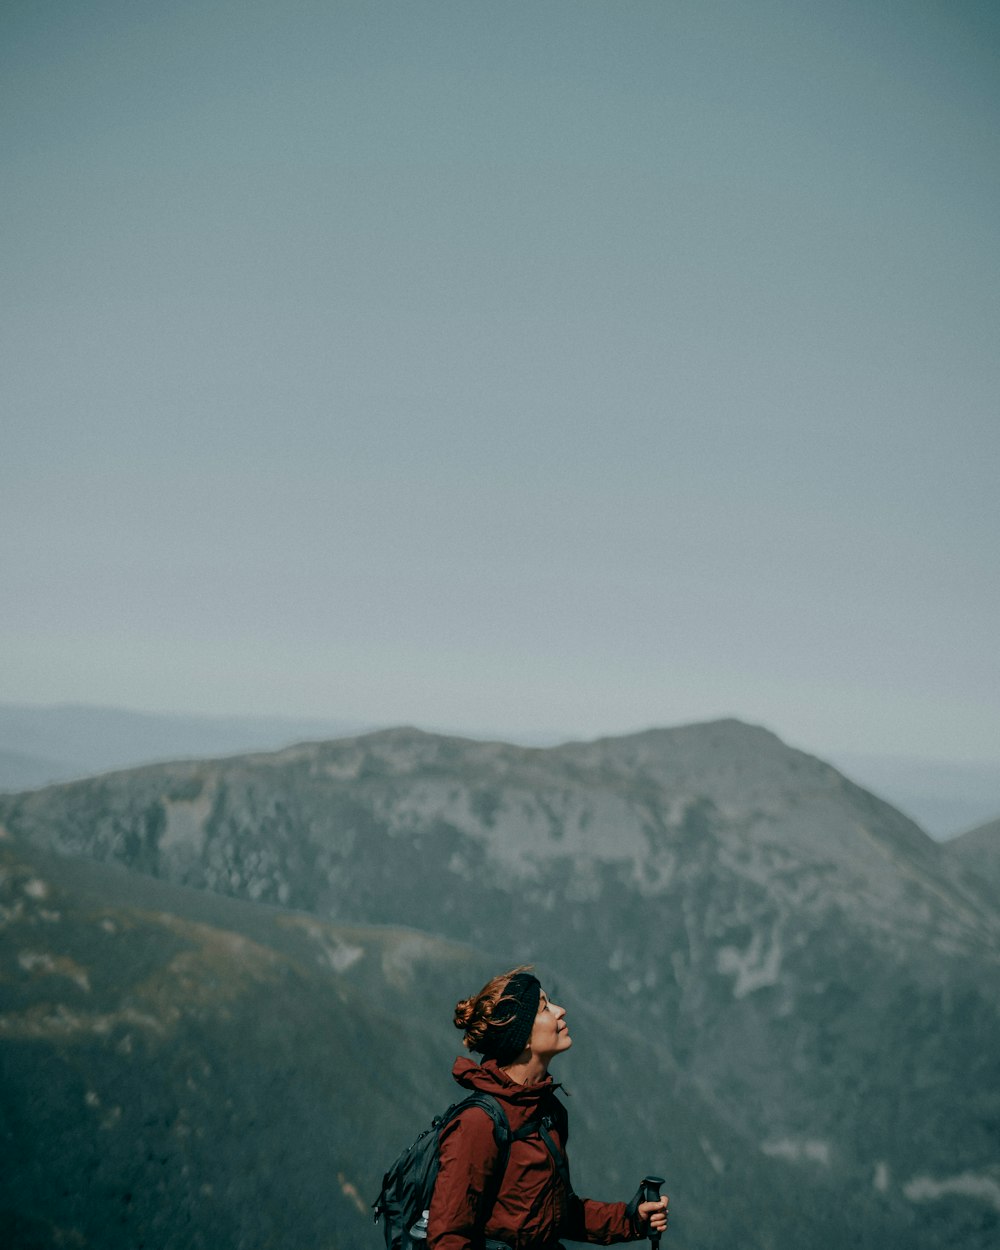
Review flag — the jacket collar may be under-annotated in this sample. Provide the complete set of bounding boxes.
[452,1056,561,1109]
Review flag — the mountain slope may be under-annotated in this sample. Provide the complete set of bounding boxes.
[945,815,1000,895]
[0,830,857,1250]
[0,831,468,1249]
[1,719,998,1247]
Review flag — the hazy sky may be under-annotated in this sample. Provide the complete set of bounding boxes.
[3,0,998,762]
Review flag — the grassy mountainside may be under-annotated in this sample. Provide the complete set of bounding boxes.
[0,830,863,1250]
[0,832,471,1248]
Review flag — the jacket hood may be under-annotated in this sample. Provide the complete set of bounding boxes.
[451,1056,560,1113]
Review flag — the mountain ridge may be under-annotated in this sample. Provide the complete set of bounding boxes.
[1,720,993,958]
[4,702,996,838]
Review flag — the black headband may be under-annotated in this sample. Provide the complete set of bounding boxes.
[479,972,541,1063]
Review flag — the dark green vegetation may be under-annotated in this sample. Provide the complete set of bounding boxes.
[1,719,998,1248]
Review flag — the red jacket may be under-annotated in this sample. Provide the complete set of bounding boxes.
[427,1058,637,1250]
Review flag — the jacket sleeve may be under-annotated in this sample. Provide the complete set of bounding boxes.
[427,1107,501,1250]
[562,1194,638,1245]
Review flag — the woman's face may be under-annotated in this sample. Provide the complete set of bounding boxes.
[529,988,572,1062]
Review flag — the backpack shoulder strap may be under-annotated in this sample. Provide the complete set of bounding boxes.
[535,1118,573,1196]
[510,1092,574,1197]
[442,1093,513,1221]
[445,1091,511,1148]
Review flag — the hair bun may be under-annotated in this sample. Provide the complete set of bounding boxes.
[453,997,476,1030]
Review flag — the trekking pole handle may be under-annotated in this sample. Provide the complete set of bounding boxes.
[640,1176,666,1247]
[641,1176,664,1203]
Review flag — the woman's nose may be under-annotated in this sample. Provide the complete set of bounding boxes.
[552,1002,565,1019]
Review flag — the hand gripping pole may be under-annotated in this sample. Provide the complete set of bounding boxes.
[640,1175,666,1249]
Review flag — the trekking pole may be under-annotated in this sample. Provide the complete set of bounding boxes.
[640,1175,666,1249]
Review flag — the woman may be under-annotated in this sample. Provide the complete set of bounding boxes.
[428,967,669,1250]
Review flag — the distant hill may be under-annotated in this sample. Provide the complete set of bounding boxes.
[945,815,1000,895]
[1,718,998,1247]
[0,747,70,792]
[0,703,370,790]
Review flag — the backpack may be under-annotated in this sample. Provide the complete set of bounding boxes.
[372,1091,572,1250]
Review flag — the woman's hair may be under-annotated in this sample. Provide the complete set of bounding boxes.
[454,965,536,1054]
